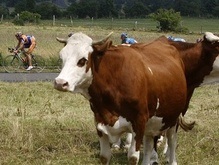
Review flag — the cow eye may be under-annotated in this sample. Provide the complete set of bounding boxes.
[77,57,87,67]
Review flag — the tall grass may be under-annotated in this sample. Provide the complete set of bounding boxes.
[0,17,218,60]
[0,81,218,164]
[0,18,218,164]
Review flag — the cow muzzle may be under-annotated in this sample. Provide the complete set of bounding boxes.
[54,78,69,91]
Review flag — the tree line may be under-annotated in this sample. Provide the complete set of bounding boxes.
[0,0,218,20]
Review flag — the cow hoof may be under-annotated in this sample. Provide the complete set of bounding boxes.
[124,144,131,150]
[100,155,108,165]
[111,144,120,151]
[129,156,138,165]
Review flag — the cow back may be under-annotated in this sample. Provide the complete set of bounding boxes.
[89,40,187,129]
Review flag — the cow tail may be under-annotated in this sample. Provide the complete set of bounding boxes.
[178,115,195,132]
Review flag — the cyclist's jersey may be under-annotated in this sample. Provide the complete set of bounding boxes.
[20,35,35,48]
[167,36,186,42]
[122,38,137,44]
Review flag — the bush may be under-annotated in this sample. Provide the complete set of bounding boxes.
[12,18,24,26]
[12,11,41,25]
[150,8,187,32]
[20,11,41,24]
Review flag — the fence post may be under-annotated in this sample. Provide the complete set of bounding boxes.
[135,21,137,30]
[1,14,3,23]
[111,17,113,29]
[53,15,55,26]
[70,16,73,26]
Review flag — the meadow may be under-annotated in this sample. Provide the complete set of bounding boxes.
[0,82,218,164]
[0,17,219,61]
[0,18,219,164]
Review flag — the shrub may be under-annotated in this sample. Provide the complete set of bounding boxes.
[20,11,41,24]
[150,8,187,32]
[12,18,24,26]
[12,11,41,25]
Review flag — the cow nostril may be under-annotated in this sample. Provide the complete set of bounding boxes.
[54,78,69,91]
[62,81,69,89]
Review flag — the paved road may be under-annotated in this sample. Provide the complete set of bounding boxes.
[0,73,59,82]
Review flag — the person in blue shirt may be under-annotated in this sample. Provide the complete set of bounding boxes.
[121,33,137,44]
[167,35,186,42]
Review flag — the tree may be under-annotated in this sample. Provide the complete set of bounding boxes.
[35,2,62,19]
[15,0,36,13]
[124,1,150,18]
[98,0,117,18]
[0,5,9,17]
[67,0,99,18]
[150,8,182,32]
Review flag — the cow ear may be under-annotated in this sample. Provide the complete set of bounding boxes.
[93,40,112,54]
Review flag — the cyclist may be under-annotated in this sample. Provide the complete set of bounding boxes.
[167,35,186,42]
[14,32,36,71]
[121,32,137,44]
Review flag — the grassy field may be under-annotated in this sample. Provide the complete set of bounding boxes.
[0,18,218,164]
[0,82,218,164]
[0,17,219,61]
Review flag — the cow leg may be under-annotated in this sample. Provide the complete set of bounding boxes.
[149,136,160,165]
[165,126,177,165]
[111,132,132,150]
[124,133,132,149]
[127,133,140,165]
[163,137,169,161]
[142,135,154,165]
[99,134,111,165]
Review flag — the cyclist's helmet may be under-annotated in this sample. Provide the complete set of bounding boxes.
[121,33,128,38]
[167,36,174,40]
[15,32,22,38]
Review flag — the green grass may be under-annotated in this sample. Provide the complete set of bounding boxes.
[0,17,218,60]
[0,82,218,164]
[0,18,218,164]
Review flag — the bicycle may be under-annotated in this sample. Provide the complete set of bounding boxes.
[3,48,46,73]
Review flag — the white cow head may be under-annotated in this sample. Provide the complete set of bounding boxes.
[54,32,113,98]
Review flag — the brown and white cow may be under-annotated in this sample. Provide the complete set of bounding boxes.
[156,32,219,116]
[152,32,219,163]
[121,32,219,164]
[54,32,188,165]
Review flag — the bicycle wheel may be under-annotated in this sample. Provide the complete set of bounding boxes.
[31,54,45,73]
[57,58,62,71]
[3,55,22,73]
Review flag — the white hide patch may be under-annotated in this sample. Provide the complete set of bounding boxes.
[55,32,94,93]
[144,116,164,137]
[121,43,131,46]
[148,67,153,75]
[97,116,132,143]
[201,56,219,85]
[156,98,160,110]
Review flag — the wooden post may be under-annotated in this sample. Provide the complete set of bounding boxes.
[70,16,73,26]
[111,17,113,29]
[53,15,55,26]
[135,21,137,30]
[1,14,3,22]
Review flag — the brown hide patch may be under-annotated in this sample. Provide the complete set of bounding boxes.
[88,38,189,152]
[92,40,112,56]
[156,35,219,117]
